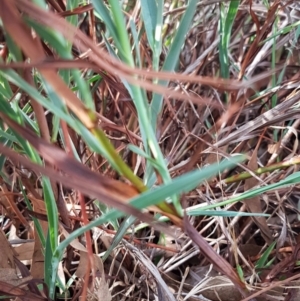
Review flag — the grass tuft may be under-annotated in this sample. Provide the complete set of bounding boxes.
[0,0,300,300]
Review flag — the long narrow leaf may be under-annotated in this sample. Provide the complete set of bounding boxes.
[150,0,199,130]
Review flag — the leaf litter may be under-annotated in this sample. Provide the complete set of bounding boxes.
[1,0,300,300]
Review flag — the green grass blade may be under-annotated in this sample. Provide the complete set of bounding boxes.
[153,0,163,71]
[44,229,53,289]
[0,69,79,129]
[4,33,23,63]
[25,18,95,110]
[140,0,157,50]
[42,177,58,251]
[188,210,270,217]
[104,0,134,66]
[189,171,300,214]
[129,18,142,67]
[256,241,276,269]
[102,215,137,262]
[19,180,46,248]
[219,0,239,79]
[150,0,199,130]
[0,79,59,281]
[49,155,245,297]
[92,1,180,212]
[92,0,121,54]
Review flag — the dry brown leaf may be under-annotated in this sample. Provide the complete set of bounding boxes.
[167,269,285,301]
[185,275,284,301]
[123,240,175,301]
[190,276,242,301]
[202,146,228,169]
[76,251,90,279]
[93,279,112,301]
[28,195,48,279]
[0,120,178,237]
[212,91,300,149]
[99,233,114,255]
[0,279,45,300]
[0,229,17,269]
[61,227,112,301]
[0,183,29,228]
[268,142,280,154]
[0,268,18,284]
[14,242,35,262]
[239,0,280,79]
[76,252,112,301]
[244,149,273,245]
[183,215,250,298]
[12,0,279,101]
[0,233,36,295]
[0,0,184,226]
[0,268,32,287]
[93,257,112,301]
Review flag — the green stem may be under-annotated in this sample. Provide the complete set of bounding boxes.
[224,156,300,184]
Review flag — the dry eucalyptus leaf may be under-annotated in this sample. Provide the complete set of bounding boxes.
[184,275,285,301]
[186,276,242,301]
[93,254,112,301]
[0,279,45,301]
[14,241,34,261]
[0,268,32,287]
[99,233,114,252]
[267,142,280,154]
[76,253,111,301]
[0,229,16,269]
[28,195,48,279]
[76,251,90,279]
[61,226,112,301]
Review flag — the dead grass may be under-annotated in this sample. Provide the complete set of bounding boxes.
[1,0,300,300]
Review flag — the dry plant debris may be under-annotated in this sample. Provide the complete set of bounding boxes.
[0,0,300,300]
